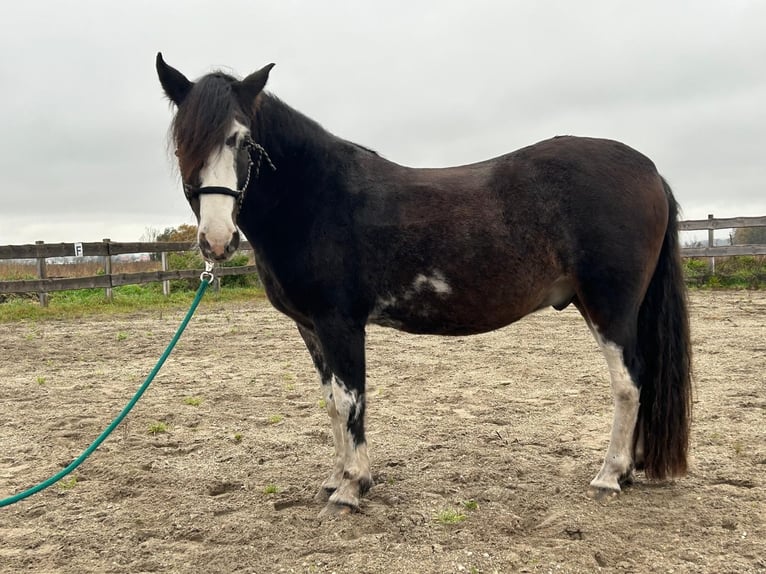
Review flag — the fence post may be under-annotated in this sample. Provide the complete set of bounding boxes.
[213,263,221,293]
[161,251,170,296]
[707,214,715,275]
[102,238,113,302]
[35,240,49,307]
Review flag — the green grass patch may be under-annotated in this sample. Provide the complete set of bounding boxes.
[462,499,479,511]
[0,284,265,323]
[183,396,203,407]
[147,421,169,435]
[267,414,283,425]
[58,477,78,490]
[435,508,467,525]
[263,484,279,495]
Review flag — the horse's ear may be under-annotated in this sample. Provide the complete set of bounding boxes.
[235,63,275,112]
[156,52,193,106]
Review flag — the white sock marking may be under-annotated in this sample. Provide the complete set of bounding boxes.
[591,337,640,492]
[330,376,370,487]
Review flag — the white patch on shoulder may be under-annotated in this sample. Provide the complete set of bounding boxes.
[412,270,452,296]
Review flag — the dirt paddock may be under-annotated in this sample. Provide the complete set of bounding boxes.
[0,290,764,573]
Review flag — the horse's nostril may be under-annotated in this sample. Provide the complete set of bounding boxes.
[227,233,240,255]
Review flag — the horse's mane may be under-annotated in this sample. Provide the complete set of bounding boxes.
[171,72,243,182]
[172,71,380,183]
[253,93,380,159]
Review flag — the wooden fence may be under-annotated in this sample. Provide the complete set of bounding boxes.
[0,214,764,306]
[0,239,258,306]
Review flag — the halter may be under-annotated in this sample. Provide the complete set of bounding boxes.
[182,137,276,210]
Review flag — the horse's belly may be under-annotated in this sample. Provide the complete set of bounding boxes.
[368,292,526,336]
[367,275,574,336]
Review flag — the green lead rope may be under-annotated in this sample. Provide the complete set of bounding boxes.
[0,274,212,509]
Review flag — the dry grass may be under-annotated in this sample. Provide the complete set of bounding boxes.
[0,259,160,280]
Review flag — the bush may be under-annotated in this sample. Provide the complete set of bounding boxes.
[683,258,709,286]
[167,251,205,292]
[221,253,261,289]
[165,250,260,291]
[683,256,765,289]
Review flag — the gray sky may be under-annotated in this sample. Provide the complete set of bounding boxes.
[1,1,764,246]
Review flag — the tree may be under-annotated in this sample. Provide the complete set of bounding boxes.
[157,223,198,243]
[732,227,766,245]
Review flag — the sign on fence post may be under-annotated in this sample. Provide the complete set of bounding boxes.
[74,242,83,257]
[35,240,49,308]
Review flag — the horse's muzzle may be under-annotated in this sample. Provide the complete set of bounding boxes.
[199,229,240,262]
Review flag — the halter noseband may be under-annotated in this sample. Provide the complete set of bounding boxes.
[182,137,276,209]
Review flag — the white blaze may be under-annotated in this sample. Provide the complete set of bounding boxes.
[197,121,249,254]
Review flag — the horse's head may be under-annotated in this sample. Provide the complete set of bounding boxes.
[156,53,274,262]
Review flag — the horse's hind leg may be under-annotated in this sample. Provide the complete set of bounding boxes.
[574,299,641,499]
[589,336,640,498]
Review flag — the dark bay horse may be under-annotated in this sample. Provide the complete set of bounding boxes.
[156,53,692,515]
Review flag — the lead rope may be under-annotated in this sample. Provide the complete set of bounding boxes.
[0,262,215,508]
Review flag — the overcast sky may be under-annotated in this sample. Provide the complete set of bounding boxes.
[1,1,764,246]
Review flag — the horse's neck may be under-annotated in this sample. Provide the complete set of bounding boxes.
[242,96,342,248]
[253,95,338,176]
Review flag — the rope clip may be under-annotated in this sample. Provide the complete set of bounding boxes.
[200,261,215,283]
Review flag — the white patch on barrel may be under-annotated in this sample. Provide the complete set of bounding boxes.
[412,270,452,296]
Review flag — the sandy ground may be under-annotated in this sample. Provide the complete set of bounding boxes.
[0,290,764,573]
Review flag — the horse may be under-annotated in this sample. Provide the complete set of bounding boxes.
[156,53,692,516]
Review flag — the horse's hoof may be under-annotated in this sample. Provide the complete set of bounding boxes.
[619,471,635,486]
[587,485,621,501]
[318,501,358,518]
[314,487,334,503]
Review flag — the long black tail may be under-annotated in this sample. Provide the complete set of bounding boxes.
[635,178,692,479]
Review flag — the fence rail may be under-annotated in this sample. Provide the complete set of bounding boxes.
[679,215,766,231]
[0,239,257,305]
[0,213,764,305]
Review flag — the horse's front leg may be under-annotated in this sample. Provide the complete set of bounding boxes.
[297,325,346,498]
[298,320,372,514]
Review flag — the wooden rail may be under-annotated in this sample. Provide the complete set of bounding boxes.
[0,239,257,306]
[679,215,766,231]
[678,214,766,274]
[0,213,763,305]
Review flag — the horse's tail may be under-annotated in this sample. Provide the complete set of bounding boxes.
[634,177,693,480]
